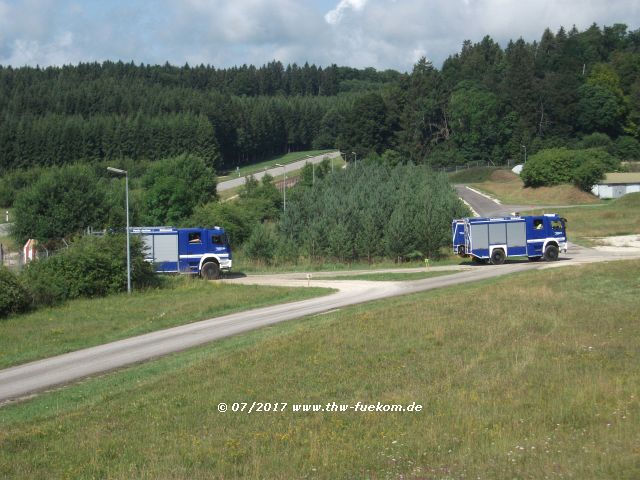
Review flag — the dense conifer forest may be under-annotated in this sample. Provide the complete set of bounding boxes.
[1,23,638,174]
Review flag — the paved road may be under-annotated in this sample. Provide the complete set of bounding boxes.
[454,185,535,217]
[2,244,640,404]
[217,151,342,192]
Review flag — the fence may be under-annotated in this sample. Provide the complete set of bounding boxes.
[438,159,516,173]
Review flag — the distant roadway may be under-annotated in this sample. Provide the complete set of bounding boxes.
[1,181,639,404]
[217,151,342,192]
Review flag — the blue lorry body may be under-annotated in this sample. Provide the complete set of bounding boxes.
[452,214,567,264]
[131,226,232,278]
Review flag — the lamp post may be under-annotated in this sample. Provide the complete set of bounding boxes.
[107,167,131,294]
[521,144,527,164]
[275,163,286,212]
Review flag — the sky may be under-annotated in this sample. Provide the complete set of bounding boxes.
[0,0,638,72]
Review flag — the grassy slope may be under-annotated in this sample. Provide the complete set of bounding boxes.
[537,192,640,245]
[1,260,639,478]
[0,280,331,369]
[448,166,499,183]
[470,169,601,206]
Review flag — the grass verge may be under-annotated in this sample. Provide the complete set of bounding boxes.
[218,150,336,180]
[532,192,640,245]
[0,279,332,369]
[469,170,601,206]
[320,270,458,281]
[1,260,639,478]
[448,166,499,183]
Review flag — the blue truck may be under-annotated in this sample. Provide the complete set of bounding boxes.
[452,214,567,264]
[131,226,232,279]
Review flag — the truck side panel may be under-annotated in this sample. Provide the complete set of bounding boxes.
[469,223,489,257]
[506,221,527,256]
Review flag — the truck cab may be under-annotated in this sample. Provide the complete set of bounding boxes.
[523,215,567,260]
[178,227,232,275]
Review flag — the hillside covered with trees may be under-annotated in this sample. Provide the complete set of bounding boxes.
[1,22,638,175]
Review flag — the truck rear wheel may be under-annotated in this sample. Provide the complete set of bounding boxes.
[544,244,559,261]
[201,261,221,280]
[490,249,506,265]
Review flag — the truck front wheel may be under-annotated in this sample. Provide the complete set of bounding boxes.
[201,261,221,280]
[544,245,559,261]
[490,249,506,265]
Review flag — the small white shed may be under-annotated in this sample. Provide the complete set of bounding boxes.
[591,173,640,199]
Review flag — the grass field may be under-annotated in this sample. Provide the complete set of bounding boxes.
[1,260,639,478]
[536,192,640,245]
[233,252,463,274]
[321,270,458,281]
[469,170,601,206]
[448,166,500,183]
[218,150,337,180]
[0,279,331,369]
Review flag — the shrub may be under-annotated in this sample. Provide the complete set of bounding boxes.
[243,224,278,265]
[521,147,617,191]
[22,235,157,306]
[0,267,31,318]
[573,159,605,192]
[612,136,640,160]
[11,164,112,244]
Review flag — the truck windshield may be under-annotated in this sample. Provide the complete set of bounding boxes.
[211,234,227,246]
[551,220,563,231]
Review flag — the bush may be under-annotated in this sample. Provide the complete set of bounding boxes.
[0,267,31,318]
[612,136,640,160]
[141,154,217,225]
[11,164,112,244]
[573,159,605,192]
[243,224,278,265]
[22,235,157,306]
[521,147,618,191]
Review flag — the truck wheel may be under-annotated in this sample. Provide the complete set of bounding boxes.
[490,249,506,265]
[201,261,221,280]
[544,245,559,261]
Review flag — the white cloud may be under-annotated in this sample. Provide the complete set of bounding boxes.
[325,0,368,25]
[0,0,638,71]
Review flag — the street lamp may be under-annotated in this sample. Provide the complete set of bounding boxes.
[275,163,286,212]
[521,145,527,164]
[107,167,131,294]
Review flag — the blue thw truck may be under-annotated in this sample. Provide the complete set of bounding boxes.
[452,214,567,264]
[131,226,232,279]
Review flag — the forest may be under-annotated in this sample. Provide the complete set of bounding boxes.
[0,22,638,175]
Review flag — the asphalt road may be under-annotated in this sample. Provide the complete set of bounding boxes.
[217,151,342,192]
[454,184,536,217]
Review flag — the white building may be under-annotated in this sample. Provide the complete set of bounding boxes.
[591,173,640,199]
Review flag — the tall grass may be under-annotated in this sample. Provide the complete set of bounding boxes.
[1,260,639,478]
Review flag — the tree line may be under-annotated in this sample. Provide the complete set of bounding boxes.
[1,23,638,177]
